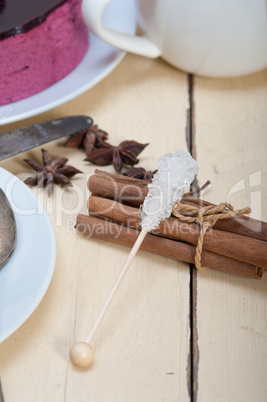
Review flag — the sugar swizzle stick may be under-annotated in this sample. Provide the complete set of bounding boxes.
[70,149,198,368]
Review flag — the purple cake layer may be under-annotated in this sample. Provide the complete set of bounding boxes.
[0,0,89,106]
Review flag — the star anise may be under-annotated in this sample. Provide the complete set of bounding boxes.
[84,140,149,172]
[123,167,157,181]
[64,124,108,155]
[24,149,82,196]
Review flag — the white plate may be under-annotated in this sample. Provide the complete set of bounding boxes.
[0,0,136,126]
[0,168,56,343]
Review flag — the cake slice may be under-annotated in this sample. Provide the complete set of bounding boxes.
[0,0,89,106]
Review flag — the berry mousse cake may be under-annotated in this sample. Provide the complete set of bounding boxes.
[0,0,89,106]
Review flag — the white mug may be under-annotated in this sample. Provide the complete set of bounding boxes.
[82,0,267,77]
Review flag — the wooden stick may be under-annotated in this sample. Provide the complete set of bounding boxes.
[88,170,267,242]
[85,228,147,344]
[76,214,263,280]
[69,226,148,368]
[71,149,201,367]
[87,195,267,269]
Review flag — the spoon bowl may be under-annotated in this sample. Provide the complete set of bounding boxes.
[0,189,16,267]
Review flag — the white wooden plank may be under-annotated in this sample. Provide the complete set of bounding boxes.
[194,70,267,402]
[0,54,191,401]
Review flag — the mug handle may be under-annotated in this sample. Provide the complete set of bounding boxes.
[82,0,161,58]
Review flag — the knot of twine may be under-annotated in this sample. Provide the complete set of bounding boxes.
[172,201,251,271]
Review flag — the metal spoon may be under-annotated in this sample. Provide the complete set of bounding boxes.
[0,189,16,267]
[0,378,4,402]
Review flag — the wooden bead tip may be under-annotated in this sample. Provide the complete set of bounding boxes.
[69,342,94,367]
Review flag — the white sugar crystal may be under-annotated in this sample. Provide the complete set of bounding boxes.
[141,149,198,231]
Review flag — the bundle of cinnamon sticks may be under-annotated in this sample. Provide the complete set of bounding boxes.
[76,169,267,280]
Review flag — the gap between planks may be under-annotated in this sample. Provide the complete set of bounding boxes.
[186,74,199,402]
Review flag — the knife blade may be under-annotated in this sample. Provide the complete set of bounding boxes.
[0,115,93,161]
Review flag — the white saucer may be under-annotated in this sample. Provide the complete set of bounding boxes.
[0,168,56,342]
[0,0,136,126]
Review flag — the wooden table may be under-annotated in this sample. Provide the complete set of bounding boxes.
[0,53,266,402]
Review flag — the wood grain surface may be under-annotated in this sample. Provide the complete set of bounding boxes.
[0,54,266,402]
[194,70,267,402]
[0,55,191,402]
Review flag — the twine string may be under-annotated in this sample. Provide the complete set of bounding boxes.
[172,201,251,271]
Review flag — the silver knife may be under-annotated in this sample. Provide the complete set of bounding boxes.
[0,115,93,160]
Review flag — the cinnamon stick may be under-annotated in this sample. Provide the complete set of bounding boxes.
[181,196,267,242]
[88,170,148,207]
[88,170,267,242]
[76,214,263,280]
[87,195,267,269]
